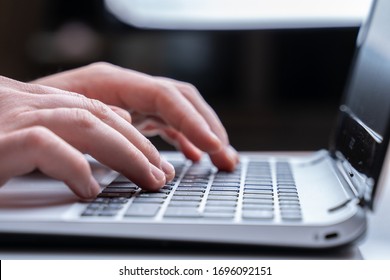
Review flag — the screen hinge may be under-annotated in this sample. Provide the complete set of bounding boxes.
[333,151,374,208]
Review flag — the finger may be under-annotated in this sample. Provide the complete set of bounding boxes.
[20,92,165,174]
[163,78,229,144]
[209,145,239,172]
[0,127,100,198]
[153,84,223,152]
[160,128,204,162]
[31,64,238,169]
[18,108,173,189]
[34,65,223,153]
[135,118,203,162]
[164,80,239,171]
[108,105,132,124]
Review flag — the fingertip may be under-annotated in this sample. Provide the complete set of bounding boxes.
[182,145,203,162]
[161,159,175,182]
[149,164,166,190]
[227,145,240,165]
[87,176,101,197]
[210,145,240,172]
[68,175,101,199]
[79,176,101,199]
[208,131,223,152]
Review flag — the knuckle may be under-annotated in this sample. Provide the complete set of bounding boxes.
[154,82,180,106]
[180,82,199,94]
[70,155,90,174]
[71,108,97,130]
[22,126,54,151]
[87,61,116,74]
[178,81,202,98]
[155,82,173,98]
[142,138,160,159]
[85,98,111,121]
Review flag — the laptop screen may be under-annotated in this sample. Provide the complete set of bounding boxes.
[331,0,390,209]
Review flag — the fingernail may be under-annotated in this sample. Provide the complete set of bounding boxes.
[151,164,166,183]
[226,145,239,164]
[209,131,223,150]
[87,176,101,198]
[161,158,175,179]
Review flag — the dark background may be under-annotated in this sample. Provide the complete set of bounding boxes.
[0,0,359,151]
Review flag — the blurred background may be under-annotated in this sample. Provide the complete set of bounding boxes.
[0,0,359,151]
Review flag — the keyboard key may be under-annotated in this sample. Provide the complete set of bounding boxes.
[242,204,274,211]
[281,213,302,221]
[132,197,166,204]
[243,194,273,199]
[279,204,301,210]
[108,182,138,188]
[81,209,98,216]
[245,180,272,185]
[202,212,235,219]
[149,188,171,194]
[208,191,238,196]
[279,200,300,205]
[180,178,209,183]
[92,197,111,203]
[210,187,239,192]
[98,210,119,217]
[178,183,208,187]
[242,210,274,220]
[138,193,168,198]
[243,198,274,205]
[244,185,273,190]
[211,183,240,187]
[170,196,202,202]
[82,205,121,217]
[204,206,236,213]
[243,188,273,194]
[102,188,137,194]
[173,191,205,196]
[104,204,123,210]
[207,195,237,201]
[279,200,300,206]
[175,187,206,192]
[168,201,200,207]
[280,209,302,215]
[206,201,237,207]
[110,197,129,204]
[277,189,298,194]
[164,208,202,218]
[125,204,160,217]
[85,203,104,210]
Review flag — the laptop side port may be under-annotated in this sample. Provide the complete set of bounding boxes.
[324,232,339,240]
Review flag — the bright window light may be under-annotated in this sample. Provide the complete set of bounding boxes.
[105,0,373,30]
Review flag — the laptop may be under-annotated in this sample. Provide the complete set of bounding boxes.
[0,0,389,249]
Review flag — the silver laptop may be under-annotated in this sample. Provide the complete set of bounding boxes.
[0,0,389,249]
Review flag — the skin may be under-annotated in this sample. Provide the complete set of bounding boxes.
[0,62,239,199]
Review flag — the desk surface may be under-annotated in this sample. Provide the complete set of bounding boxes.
[358,176,390,259]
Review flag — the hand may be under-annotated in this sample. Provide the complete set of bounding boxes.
[0,74,174,198]
[0,62,238,198]
[34,62,239,170]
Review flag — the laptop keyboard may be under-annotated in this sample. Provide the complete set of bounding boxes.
[81,159,302,222]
